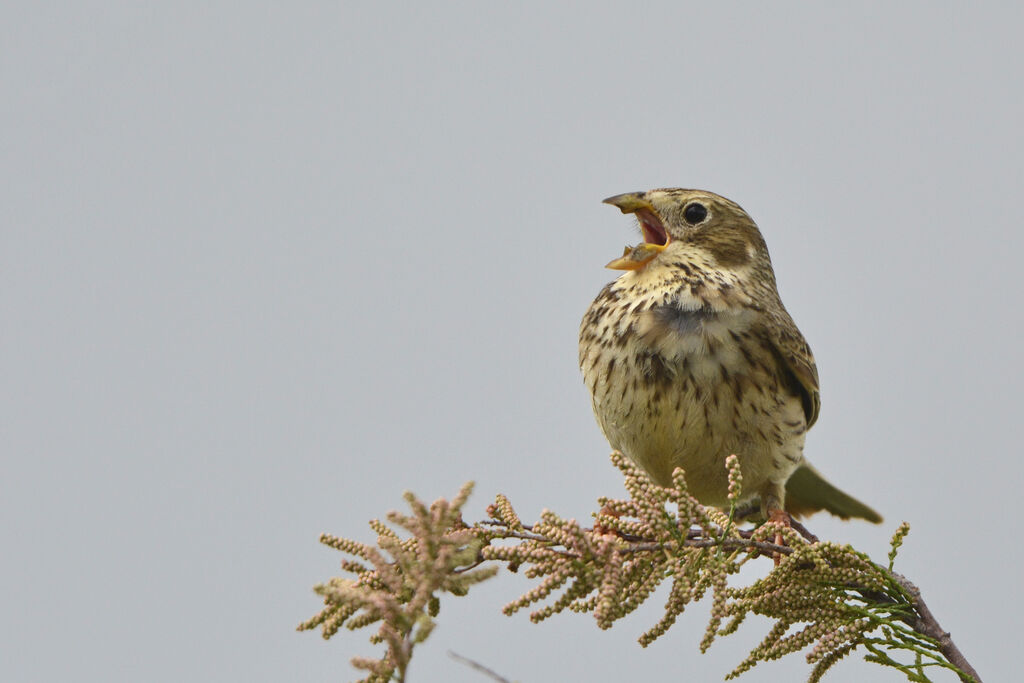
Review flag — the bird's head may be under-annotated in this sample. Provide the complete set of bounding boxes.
[602,188,770,273]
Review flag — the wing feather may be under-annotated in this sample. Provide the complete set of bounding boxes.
[764,308,820,428]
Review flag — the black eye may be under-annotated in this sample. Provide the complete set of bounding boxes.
[683,203,708,224]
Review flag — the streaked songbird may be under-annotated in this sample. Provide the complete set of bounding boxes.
[579,188,881,526]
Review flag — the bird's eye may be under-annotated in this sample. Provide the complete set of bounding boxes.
[683,203,708,225]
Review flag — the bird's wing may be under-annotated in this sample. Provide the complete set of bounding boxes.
[764,309,821,429]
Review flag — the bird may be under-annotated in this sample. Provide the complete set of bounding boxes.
[579,188,881,526]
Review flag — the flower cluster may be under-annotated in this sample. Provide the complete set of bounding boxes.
[297,482,497,682]
[301,455,976,683]
[482,451,754,649]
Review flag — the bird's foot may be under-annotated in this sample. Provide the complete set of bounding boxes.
[593,504,623,536]
[767,508,792,566]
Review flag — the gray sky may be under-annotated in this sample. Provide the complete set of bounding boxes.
[3,3,1020,682]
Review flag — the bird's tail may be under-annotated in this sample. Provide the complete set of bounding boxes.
[785,462,883,523]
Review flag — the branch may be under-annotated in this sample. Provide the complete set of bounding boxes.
[891,573,980,683]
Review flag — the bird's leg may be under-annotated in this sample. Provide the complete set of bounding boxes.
[594,504,623,536]
[762,485,792,566]
[767,508,792,566]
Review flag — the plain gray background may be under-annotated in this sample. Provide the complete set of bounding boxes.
[3,3,1020,682]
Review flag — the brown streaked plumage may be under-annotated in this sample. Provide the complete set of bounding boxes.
[579,188,881,524]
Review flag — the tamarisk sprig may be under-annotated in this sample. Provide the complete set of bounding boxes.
[302,454,979,682]
[298,482,496,683]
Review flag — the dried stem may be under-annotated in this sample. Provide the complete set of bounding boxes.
[447,651,515,683]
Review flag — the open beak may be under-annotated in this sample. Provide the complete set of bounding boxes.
[602,193,669,270]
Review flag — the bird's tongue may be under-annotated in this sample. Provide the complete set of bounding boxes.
[637,209,668,246]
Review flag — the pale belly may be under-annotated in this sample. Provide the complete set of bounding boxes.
[580,290,807,509]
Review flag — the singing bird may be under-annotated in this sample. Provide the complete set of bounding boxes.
[579,189,881,525]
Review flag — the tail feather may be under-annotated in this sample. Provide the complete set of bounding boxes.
[785,462,883,524]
